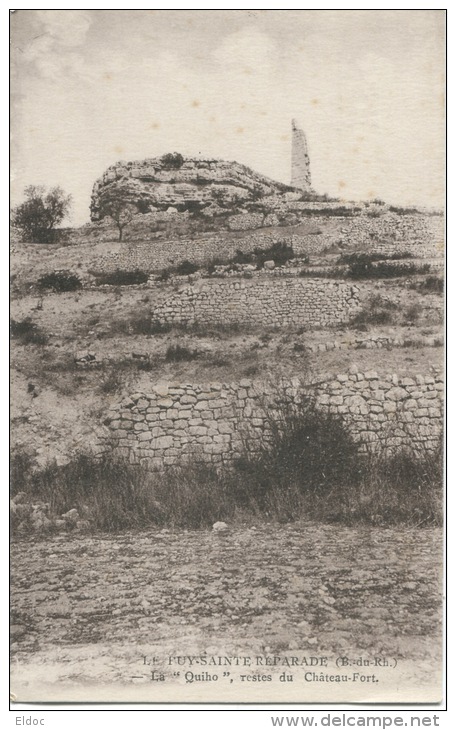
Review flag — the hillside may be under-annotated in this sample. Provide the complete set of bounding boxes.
[10,204,444,470]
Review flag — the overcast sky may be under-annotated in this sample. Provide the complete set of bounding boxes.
[10,9,445,226]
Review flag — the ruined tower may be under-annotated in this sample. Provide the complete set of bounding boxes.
[291,119,312,192]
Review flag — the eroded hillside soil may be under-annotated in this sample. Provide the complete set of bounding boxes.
[11,522,442,702]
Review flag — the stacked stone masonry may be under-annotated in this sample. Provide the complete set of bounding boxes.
[152,278,361,328]
[91,214,443,274]
[291,119,312,191]
[105,372,443,468]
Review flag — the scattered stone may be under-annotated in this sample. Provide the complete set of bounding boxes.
[212,522,229,533]
[62,509,80,524]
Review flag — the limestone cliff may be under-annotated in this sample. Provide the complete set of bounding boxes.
[90,153,294,222]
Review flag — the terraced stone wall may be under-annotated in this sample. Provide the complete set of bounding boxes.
[105,371,443,468]
[152,278,361,329]
[89,213,443,274]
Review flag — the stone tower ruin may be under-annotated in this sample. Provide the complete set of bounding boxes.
[291,119,312,192]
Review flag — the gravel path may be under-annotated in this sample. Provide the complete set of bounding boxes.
[10,522,443,703]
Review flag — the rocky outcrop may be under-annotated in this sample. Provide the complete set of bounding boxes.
[90,154,294,222]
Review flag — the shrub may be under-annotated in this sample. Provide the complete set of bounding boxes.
[229,242,295,269]
[410,276,444,294]
[206,257,225,274]
[349,296,400,328]
[157,269,171,282]
[165,344,199,362]
[108,316,171,337]
[338,252,383,265]
[136,199,150,214]
[174,260,200,276]
[299,267,344,278]
[10,318,47,345]
[402,303,422,324]
[229,397,363,519]
[98,364,127,394]
[389,206,420,215]
[300,207,357,217]
[161,152,184,169]
[231,249,255,266]
[38,271,82,292]
[253,241,295,267]
[346,254,430,279]
[95,270,149,286]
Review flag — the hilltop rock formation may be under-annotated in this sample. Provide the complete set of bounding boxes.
[90,153,296,222]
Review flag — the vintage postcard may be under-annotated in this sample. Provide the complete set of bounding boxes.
[10,9,445,704]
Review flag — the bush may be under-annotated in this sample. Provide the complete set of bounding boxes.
[300,207,358,217]
[338,252,413,265]
[108,316,171,337]
[95,270,149,286]
[175,260,200,276]
[389,206,420,215]
[229,397,363,520]
[346,255,430,280]
[157,269,171,282]
[402,303,422,324]
[38,271,82,292]
[350,296,399,328]
[231,249,255,266]
[410,276,444,294]
[165,344,199,362]
[136,199,150,214]
[254,241,295,267]
[10,318,47,345]
[228,242,295,269]
[161,152,184,170]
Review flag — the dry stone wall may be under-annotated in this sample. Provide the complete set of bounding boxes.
[344,214,444,258]
[89,214,443,275]
[152,278,361,329]
[90,229,332,274]
[105,371,443,468]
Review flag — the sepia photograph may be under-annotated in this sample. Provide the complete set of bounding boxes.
[9,9,445,705]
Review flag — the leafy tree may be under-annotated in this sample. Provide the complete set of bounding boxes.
[98,187,137,242]
[12,186,72,243]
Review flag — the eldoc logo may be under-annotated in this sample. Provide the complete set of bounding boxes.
[15,718,45,726]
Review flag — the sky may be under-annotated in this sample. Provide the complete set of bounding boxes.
[10,9,445,226]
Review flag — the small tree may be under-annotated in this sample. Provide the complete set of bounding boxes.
[98,187,137,242]
[12,186,72,243]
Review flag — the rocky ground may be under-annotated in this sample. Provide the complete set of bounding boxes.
[11,522,443,703]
